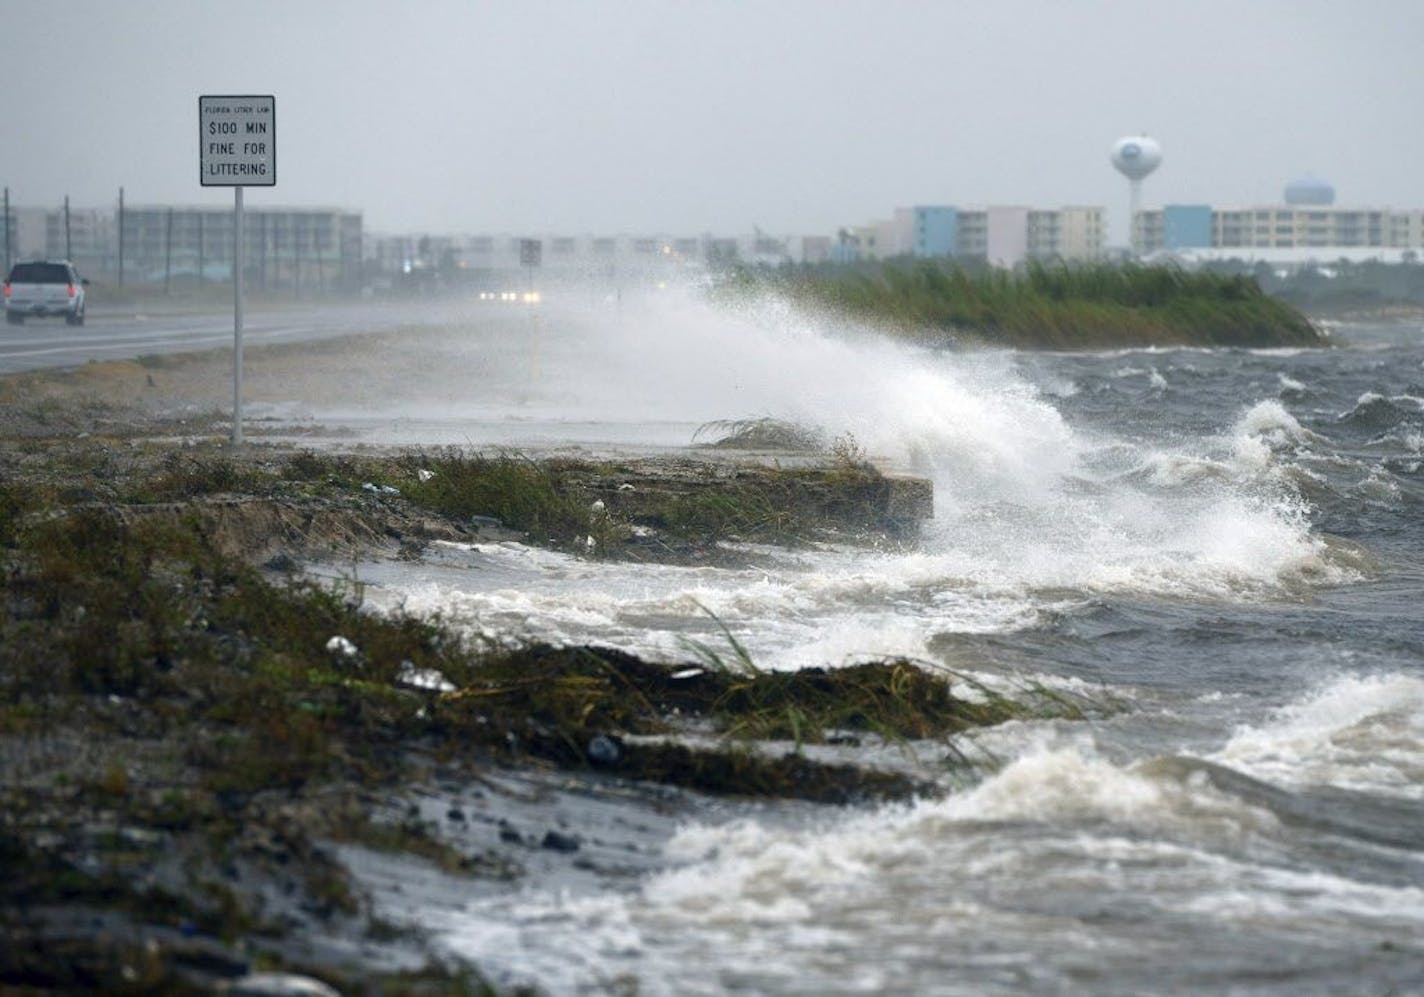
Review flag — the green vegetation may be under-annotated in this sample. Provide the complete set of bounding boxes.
[402,446,913,548]
[0,491,1004,797]
[723,260,1325,349]
[0,446,1048,805]
[0,441,1092,987]
[101,446,922,560]
[393,449,590,541]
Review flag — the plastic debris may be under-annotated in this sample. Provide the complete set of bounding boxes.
[325,635,359,659]
[587,734,622,765]
[541,830,580,853]
[361,482,400,495]
[417,468,435,482]
[397,659,456,693]
[227,972,342,997]
[671,667,705,680]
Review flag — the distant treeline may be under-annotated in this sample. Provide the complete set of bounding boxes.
[721,260,1325,349]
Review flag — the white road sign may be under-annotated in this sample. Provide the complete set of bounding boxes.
[199,95,276,186]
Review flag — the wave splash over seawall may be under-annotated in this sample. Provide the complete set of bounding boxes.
[529,289,1345,600]
[365,288,1362,672]
[367,298,1424,995]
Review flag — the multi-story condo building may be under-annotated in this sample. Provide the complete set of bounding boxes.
[800,236,832,264]
[849,205,1105,266]
[888,207,959,258]
[1137,205,1424,254]
[45,208,114,270]
[2,203,363,289]
[1030,206,1105,262]
[370,232,783,287]
[1,207,50,267]
[1136,179,1424,256]
[952,211,988,260]
[120,206,362,290]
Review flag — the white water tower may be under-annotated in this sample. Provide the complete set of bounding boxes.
[1111,135,1163,254]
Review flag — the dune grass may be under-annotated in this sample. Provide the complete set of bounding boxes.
[725,259,1325,349]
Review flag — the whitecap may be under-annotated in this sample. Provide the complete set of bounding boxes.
[1214,672,1424,798]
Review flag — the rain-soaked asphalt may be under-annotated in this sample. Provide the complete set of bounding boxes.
[0,298,471,375]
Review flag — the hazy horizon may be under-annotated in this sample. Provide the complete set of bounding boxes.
[6,0,1421,243]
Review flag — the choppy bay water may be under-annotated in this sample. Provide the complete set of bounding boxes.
[324,296,1424,994]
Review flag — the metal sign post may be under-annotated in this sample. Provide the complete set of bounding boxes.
[199,94,276,446]
[234,186,244,444]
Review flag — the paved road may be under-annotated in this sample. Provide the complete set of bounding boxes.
[0,301,456,375]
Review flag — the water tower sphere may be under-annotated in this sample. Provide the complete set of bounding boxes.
[1284,176,1335,206]
[1111,136,1163,181]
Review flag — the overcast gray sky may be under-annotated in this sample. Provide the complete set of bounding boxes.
[6,0,1420,242]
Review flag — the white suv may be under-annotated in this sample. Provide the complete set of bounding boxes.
[4,260,88,326]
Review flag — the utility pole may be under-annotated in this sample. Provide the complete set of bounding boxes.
[117,187,125,286]
[197,211,204,287]
[64,195,71,260]
[3,187,10,273]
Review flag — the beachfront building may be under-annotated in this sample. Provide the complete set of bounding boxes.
[46,208,115,272]
[367,231,800,292]
[120,206,363,290]
[800,236,833,264]
[1,202,363,290]
[983,207,1031,267]
[1033,206,1109,261]
[1137,205,1424,255]
[889,206,959,258]
[1,207,51,268]
[0,205,110,273]
[1135,178,1424,257]
[845,205,1105,266]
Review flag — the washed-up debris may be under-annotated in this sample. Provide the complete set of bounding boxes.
[417,468,435,482]
[587,734,622,765]
[396,659,456,693]
[540,830,580,853]
[227,972,342,997]
[361,482,400,495]
[325,635,359,659]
